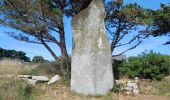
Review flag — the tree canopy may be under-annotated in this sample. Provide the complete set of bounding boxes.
[105,0,151,56]
[0,0,168,60]
[32,56,47,63]
[0,47,30,62]
[150,4,170,44]
[0,0,70,61]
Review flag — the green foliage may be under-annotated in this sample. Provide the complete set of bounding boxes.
[151,4,170,44]
[105,1,150,54]
[115,50,170,80]
[52,8,62,16]
[0,80,38,100]
[0,47,30,62]
[58,56,71,81]
[32,56,48,63]
[111,83,123,93]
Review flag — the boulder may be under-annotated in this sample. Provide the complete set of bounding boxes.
[48,75,61,85]
[133,89,139,94]
[32,76,49,82]
[71,0,113,95]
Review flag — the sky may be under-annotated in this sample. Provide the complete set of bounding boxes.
[0,0,170,61]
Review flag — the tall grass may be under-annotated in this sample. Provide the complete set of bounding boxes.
[0,59,37,75]
[0,79,38,100]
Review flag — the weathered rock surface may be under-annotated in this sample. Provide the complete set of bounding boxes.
[48,75,61,85]
[32,76,49,82]
[26,79,38,86]
[17,75,32,78]
[71,0,114,95]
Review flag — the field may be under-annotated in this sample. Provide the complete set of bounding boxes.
[0,59,170,100]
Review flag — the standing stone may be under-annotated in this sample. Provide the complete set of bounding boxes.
[71,0,114,95]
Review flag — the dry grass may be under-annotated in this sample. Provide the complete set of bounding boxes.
[36,79,170,100]
[0,79,38,100]
[0,59,36,75]
[138,76,170,97]
[0,59,170,100]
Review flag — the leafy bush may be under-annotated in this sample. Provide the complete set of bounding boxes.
[0,47,30,62]
[115,50,170,80]
[111,83,124,93]
[32,56,48,63]
[57,56,71,82]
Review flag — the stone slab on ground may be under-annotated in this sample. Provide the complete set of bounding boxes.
[32,76,49,82]
[48,75,61,85]
[17,75,32,78]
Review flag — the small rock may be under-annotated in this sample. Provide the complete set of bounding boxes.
[32,76,49,82]
[127,81,138,89]
[48,75,61,85]
[116,80,127,85]
[133,84,138,89]
[125,91,132,95]
[133,89,139,94]
[135,77,139,83]
[125,87,133,91]
[26,79,38,85]
[17,75,31,78]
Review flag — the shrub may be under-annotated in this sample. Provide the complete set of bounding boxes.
[0,47,30,62]
[111,83,124,93]
[57,56,71,82]
[32,56,48,63]
[115,50,170,80]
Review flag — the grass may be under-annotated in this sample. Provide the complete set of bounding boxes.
[21,62,62,77]
[151,77,170,96]
[0,79,38,100]
[0,59,170,100]
[0,59,36,75]
[139,76,170,97]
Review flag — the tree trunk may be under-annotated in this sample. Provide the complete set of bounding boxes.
[41,39,58,62]
[59,25,69,58]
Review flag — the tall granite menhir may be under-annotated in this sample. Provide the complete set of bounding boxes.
[71,0,114,95]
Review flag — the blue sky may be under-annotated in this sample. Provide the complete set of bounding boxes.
[0,0,170,61]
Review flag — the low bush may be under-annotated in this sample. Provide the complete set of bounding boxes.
[32,56,48,63]
[115,50,170,80]
[57,56,71,81]
[22,56,71,82]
